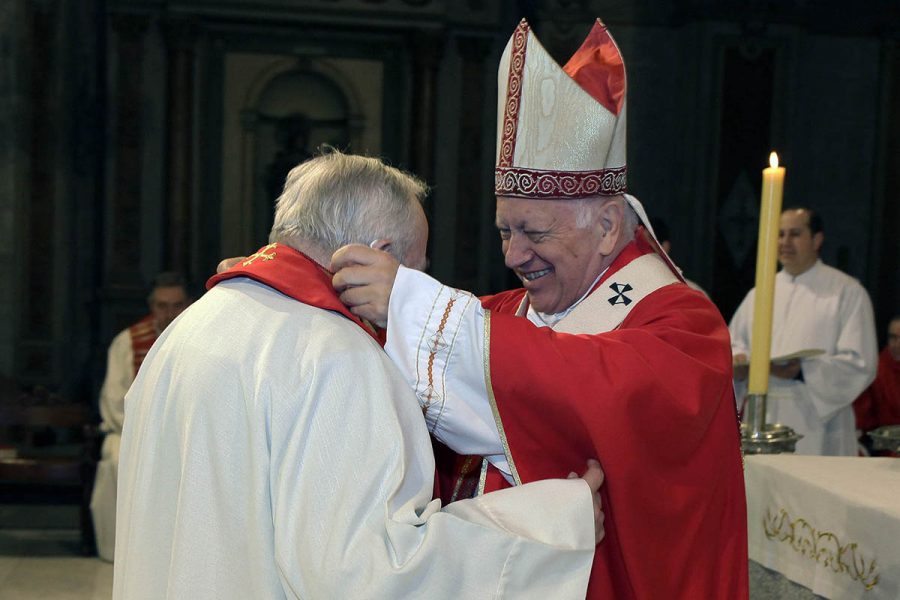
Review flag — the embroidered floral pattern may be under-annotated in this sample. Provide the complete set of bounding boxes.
[763,506,879,591]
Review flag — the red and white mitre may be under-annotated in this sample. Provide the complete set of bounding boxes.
[495,18,627,199]
[495,18,684,280]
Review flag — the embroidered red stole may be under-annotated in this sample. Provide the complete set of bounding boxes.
[206,243,383,344]
[129,315,158,375]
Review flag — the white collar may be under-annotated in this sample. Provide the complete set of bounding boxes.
[526,268,609,327]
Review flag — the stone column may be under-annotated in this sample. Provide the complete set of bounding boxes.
[452,35,490,292]
[0,0,28,377]
[163,18,196,276]
[19,1,59,381]
[108,14,148,282]
[409,30,444,186]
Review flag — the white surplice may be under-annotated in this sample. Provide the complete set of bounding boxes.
[91,327,135,562]
[113,278,595,600]
[730,261,878,455]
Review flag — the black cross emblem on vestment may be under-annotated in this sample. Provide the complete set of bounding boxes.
[608,282,633,306]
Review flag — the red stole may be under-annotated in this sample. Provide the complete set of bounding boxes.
[129,315,158,375]
[206,243,383,345]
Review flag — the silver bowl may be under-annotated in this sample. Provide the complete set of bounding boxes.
[869,425,900,453]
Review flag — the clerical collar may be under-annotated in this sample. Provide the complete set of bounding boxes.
[528,269,608,327]
[781,259,822,282]
[205,243,383,344]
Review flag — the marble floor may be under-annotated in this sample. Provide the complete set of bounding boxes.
[0,506,112,600]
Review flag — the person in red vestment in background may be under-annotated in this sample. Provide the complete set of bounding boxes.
[332,17,748,600]
[854,316,900,455]
[91,272,190,561]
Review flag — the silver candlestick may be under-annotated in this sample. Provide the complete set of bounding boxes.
[740,393,802,454]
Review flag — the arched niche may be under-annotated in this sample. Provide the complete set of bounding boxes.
[221,54,381,252]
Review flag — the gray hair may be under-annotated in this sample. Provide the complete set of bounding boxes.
[269,149,428,261]
[575,196,639,240]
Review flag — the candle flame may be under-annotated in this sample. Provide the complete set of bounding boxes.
[769,152,779,168]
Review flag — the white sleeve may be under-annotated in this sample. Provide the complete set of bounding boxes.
[272,341,595,599]
[385,265,511,477]
[728,290,754,408]
[801,283,879,421]
[99,329,134,434]
[728,290,754,359]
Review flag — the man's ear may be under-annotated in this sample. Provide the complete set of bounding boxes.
[812,231,824,253]
[596,200,623,255]
[370,238,393,254]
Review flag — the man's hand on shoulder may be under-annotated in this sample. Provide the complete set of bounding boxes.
[217,257,246,273]
[331,245,400,329]
[569,459,605,545]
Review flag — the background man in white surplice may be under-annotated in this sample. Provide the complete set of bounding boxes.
[731,207,878,455]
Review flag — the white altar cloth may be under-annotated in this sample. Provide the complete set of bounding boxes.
[745,455,900,599]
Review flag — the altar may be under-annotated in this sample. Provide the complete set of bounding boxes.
[745,455,900,599]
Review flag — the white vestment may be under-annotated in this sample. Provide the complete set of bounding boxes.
[91,326,135,561]
[730,261,878,455]
[114,278,594,600]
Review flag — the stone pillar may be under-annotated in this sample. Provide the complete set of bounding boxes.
[108,14,148,283]
[19,1,59,381]
[163,18,196,277]
[876,41,900,337]
[452,35,491,292]
[409,30,444,186]
[0,0,28,377]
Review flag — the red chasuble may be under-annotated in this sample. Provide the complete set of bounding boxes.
[438,237,748,599]
[206,243,383,345]
[129,315,158,375]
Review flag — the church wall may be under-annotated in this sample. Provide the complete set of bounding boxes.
[781,32,881,282]
[0,1,29,379]
[0,0,897,397]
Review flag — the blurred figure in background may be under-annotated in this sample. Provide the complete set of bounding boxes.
[91,272,190,561]
[730,208,877,455]
[854,315,900,455]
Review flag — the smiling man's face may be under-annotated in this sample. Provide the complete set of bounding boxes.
[496,196,610,314]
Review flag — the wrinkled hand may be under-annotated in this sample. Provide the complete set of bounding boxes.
[331,245,400,328]
[732,354,749,382]
[217,257,245,274]
[569,459,605,545]
[771,358,801,380]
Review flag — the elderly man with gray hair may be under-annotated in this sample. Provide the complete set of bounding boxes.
[113,149,603,600]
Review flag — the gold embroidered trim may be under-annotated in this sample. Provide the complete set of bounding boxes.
[763,506,879,591]
[483,310,522,486]
[450,456,478,503]
[414,287,444,419]
[243,243,277,266]
[476,458,489,496]
[420,296,456,411]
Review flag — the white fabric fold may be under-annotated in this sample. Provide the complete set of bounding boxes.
[114,278,593,599]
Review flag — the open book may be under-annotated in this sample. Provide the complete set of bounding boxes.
[734,349,825,366]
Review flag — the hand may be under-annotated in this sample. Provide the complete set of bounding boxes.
[732,354,749,382]
[771,358,801,380]
[217,257,246,273]
[570,458,605,545]
[331,244,400,328]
